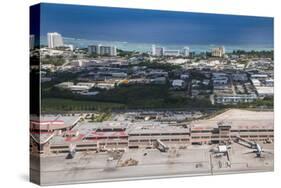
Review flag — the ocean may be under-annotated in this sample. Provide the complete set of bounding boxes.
[40,36,273,53]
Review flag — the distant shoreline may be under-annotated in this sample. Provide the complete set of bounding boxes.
[39,36,274,53]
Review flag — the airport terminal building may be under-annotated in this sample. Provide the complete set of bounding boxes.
[30,109,274,155]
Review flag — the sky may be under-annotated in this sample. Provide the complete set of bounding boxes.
[36,3,273,45]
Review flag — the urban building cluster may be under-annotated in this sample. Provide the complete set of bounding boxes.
[48,56,273,105]
[151,45,225,58]
[36,32,274,107]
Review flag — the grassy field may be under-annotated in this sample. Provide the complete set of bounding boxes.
[41,98,126,113]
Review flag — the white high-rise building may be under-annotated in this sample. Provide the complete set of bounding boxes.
[88,44,101,54]
[47,32,64,48]
[151,45,164,56]
[100,45,117,56]
[30,34,35,50]
[182,47,190,57]
[88,44,117,56]
[151,44,156,56]
[211,46,225,57]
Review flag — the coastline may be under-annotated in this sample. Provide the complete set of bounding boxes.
[39,36,274,53]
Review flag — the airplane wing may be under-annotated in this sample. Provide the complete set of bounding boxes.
[262,150,273,154]
[243,151,255,154]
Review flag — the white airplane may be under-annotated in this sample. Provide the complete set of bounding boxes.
[254,143,263,158]
[66,144,76,159]
[246,142,272,158]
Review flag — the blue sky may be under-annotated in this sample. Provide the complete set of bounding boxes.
[38,3,273,45]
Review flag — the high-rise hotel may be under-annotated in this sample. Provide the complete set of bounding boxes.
[47,32,64,48]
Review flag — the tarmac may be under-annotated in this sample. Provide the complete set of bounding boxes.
[30,142,274,185]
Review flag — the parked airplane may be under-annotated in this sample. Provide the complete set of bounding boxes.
[246,142,272,158]
[66,144,76,159]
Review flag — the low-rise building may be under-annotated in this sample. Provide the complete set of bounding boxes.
[212,72,229,85]
[265,79,274,87]
[111,72,127,78]
[95,82,115,90]
[231,73,248,82]
[255,86,274,97]
[215,94,257,104]
[56,82,74,89]
[180,74,190,80]
[56,82,95,93]
[251,74,268,79]
[251,78,261,86]
[151,77,166,85]
[151,45,190,57]
[163,49,180,56]
[69,85,91,92]
[172,79,186,89]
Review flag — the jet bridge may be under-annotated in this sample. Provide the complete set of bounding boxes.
[156,139,169,152]
[233,135,255,148]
